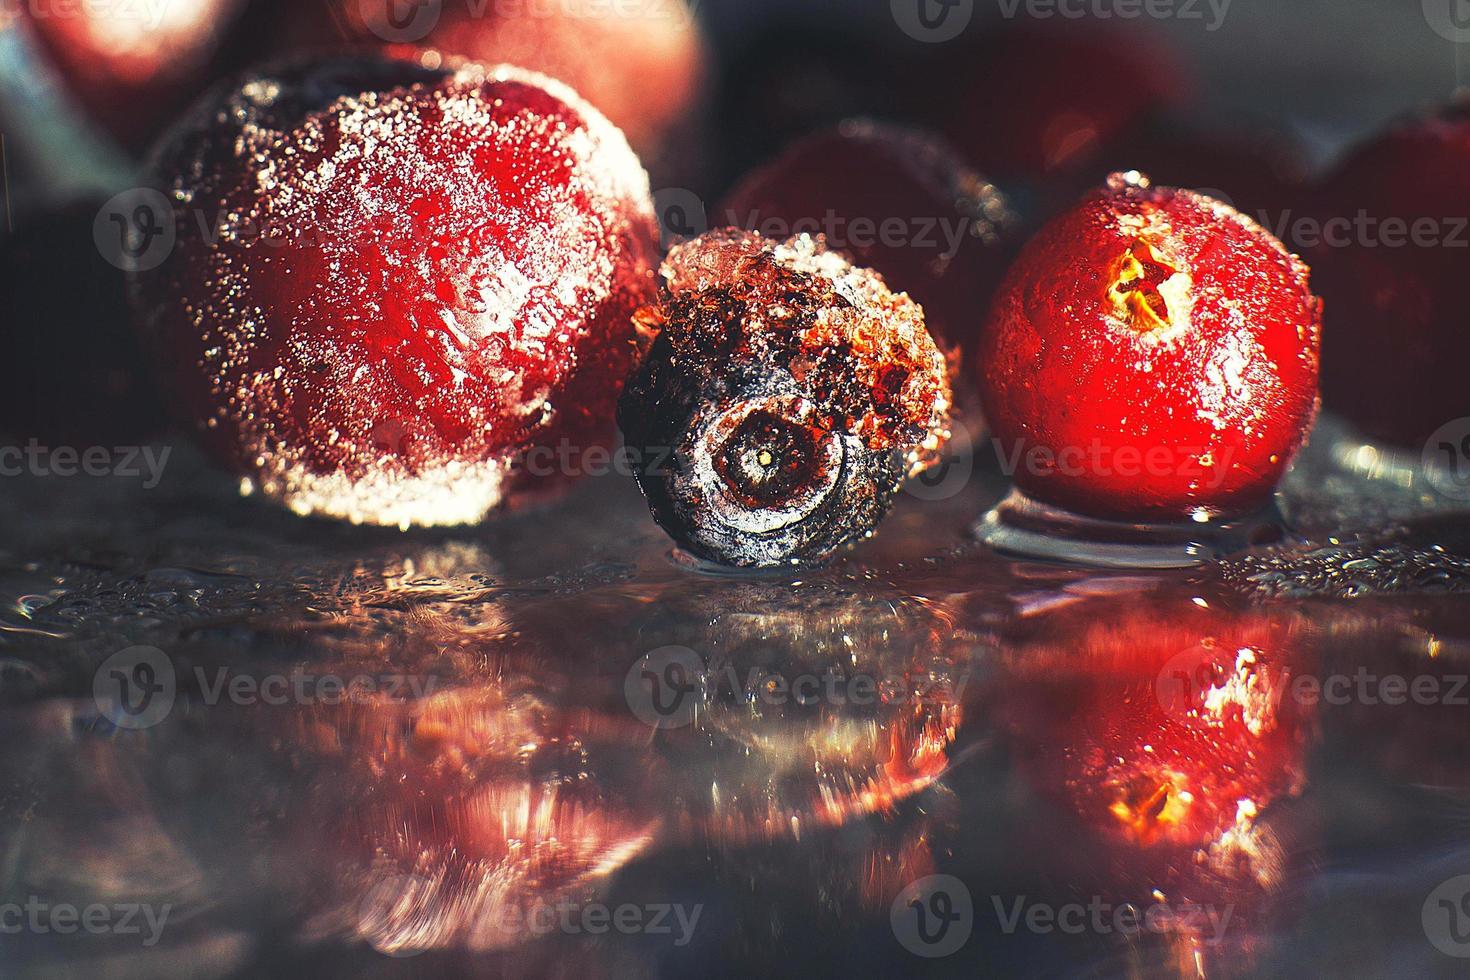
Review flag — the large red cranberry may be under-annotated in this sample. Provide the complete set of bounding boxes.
[717,121,1017,358]
[130,56,658,528]
[1311,99,1470,447]
[979,173,1321,522]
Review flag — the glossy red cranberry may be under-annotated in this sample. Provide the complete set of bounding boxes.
[1311,99,1470,447]
[0,203,167,446]
[915,23,1189,185]
[717,121,1017,358]
[264,0,705,162]
[130,56,658,528]
[9,0,244,151]
[619,230,953,568]
[979,173,1321,522]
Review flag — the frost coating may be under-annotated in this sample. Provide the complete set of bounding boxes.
[131,56,659,528]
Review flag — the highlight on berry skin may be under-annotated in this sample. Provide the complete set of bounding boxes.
[618,228,955,569]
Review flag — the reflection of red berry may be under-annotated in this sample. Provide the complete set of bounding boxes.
[979,173,1321,521]
[1312,100,1470,447]
[989,598,1314,907]
[718,121,1017,358]
[131,57,658,528]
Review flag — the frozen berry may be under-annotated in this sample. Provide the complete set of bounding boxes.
[266,0,705,162]
[130,56,658,528]
[979,173,1321,522]
[1312,99,1470,447]
[619,230,953,568]
[8,0,245,151]
[0,203,167,445]
[718,121,1017,357]
[915,23,1188,184]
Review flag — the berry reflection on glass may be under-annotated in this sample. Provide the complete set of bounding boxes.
[987,596,1316,954]
[619,229,954,569]
[976,172,1321,567]
[129,56,658,529]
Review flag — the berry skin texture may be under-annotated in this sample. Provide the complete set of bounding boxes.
[1311,100,1470,447]
[718,120,1017,358]
[979,173,1321,522]
[130,56,658,529]
[619,230,953,569]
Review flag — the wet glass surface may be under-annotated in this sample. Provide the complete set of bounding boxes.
[2,417,1469,978]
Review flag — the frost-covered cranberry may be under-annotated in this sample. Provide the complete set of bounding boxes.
[718,121,1016,357]
[979,173,1321,521]
[130,56,658,528]
[620,230,953,568]
[1312,99,1470,447]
